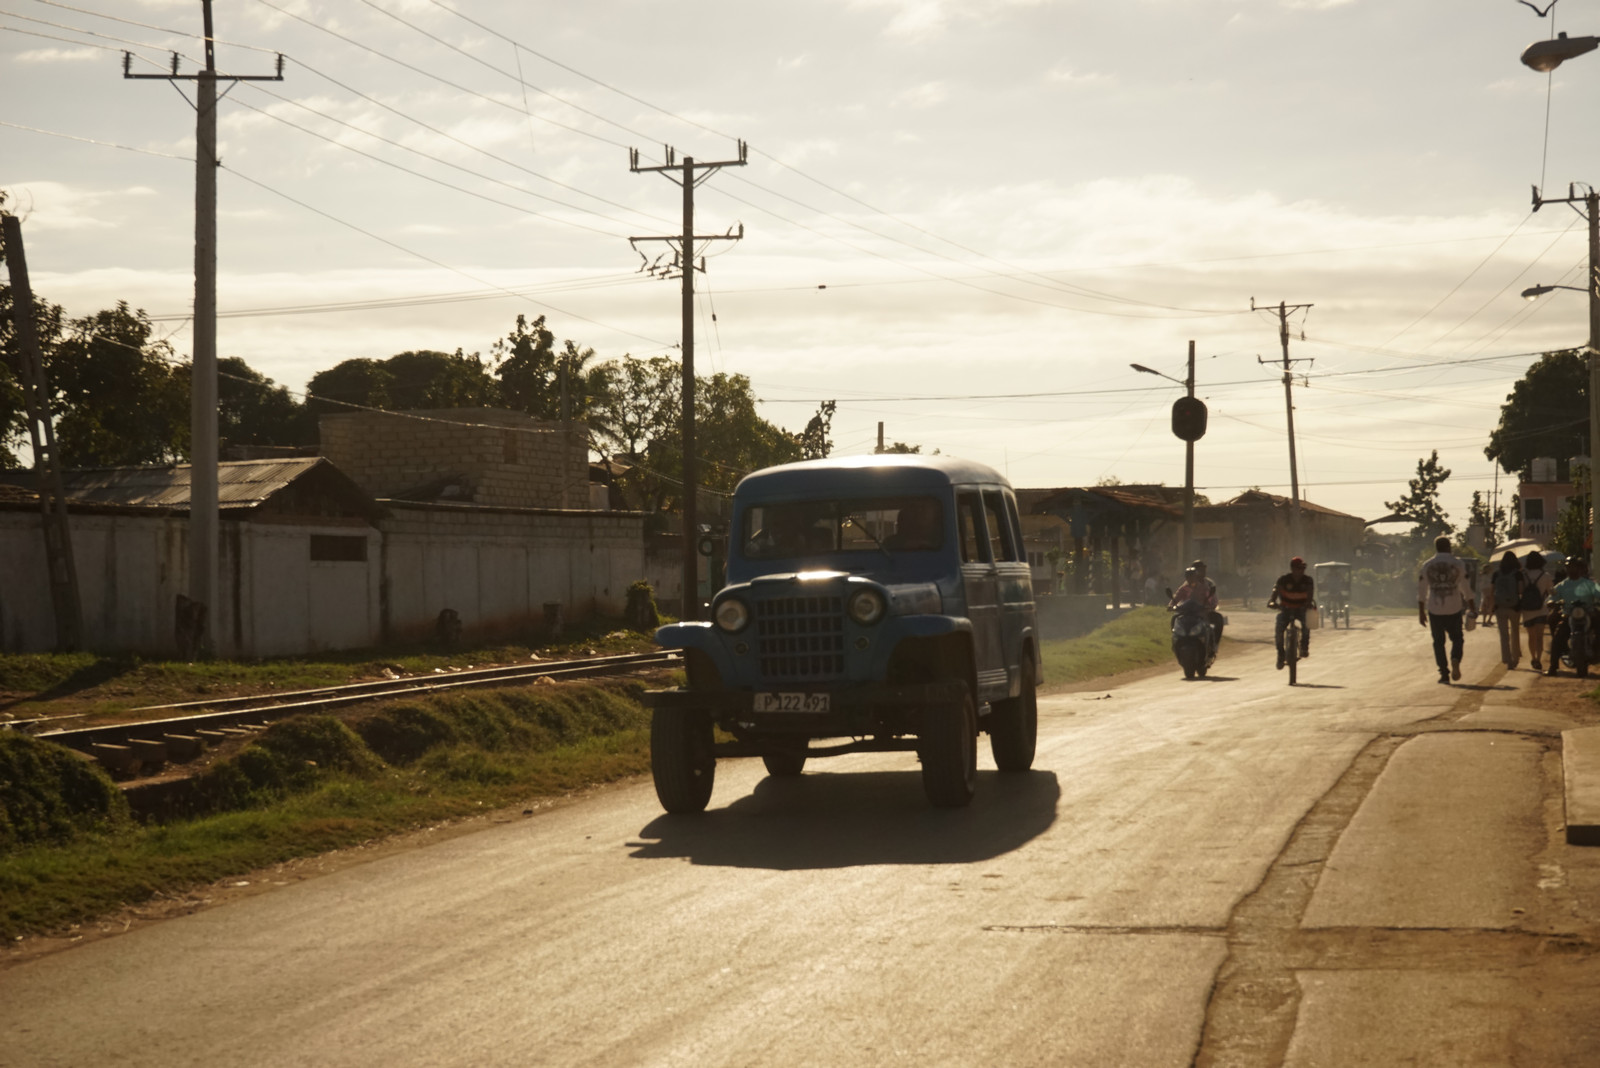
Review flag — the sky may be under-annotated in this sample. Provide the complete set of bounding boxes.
[3,0,1599,527]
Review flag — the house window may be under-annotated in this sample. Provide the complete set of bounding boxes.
[1524,498,1545,522]
[310,534,368,562]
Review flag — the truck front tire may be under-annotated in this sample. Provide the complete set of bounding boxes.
[651,705,716,813]
[921,689,977,808]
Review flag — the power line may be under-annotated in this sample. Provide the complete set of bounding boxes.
[222,165,672,349]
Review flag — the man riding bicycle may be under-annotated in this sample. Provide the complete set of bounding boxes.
[1268,556,1315,670]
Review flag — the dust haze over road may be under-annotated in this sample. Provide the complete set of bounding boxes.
[4,611,1599,1066]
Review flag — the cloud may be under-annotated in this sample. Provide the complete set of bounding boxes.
[894,81,949,108]
[851,0,1046,41]
[1045,64,1114,87]
[14,47,99,64]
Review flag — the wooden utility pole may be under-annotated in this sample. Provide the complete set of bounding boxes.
[1183,340,1196,566]
[2,213,83,651]
[629,142,747,620]
[1253,298,1314,553]
[124,2,281,656]
[1531,183,1600,575]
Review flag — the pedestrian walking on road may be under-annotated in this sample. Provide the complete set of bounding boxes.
[1519,551,1556,671]
[1418,535,1477,684]
[1482,551,1526,669]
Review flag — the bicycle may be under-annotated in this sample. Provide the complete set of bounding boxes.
[1282,613,1302,685]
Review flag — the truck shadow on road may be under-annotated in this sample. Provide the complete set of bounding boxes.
[628,769,1060,869]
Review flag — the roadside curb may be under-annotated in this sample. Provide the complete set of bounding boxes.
[1561,725,1600,845]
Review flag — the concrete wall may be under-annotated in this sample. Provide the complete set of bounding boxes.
[0,512,383,657]
[379,504,646,643]
[320,408,589,509]
[1,502,650,655]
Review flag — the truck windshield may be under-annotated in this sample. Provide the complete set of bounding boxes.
[741,496,944,560]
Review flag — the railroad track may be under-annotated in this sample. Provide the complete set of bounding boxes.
[15,650,680,779]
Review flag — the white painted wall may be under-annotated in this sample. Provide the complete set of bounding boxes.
[379,505,647,643]
[0,505,646,655]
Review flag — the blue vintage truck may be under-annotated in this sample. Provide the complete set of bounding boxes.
[645,454,1041,811]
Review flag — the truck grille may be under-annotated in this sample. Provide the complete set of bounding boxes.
[755,594,845,681]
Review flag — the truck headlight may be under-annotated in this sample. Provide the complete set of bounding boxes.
[714,597,750,633]
[847,588,886,625]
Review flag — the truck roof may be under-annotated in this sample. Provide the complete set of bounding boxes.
[734,453,1010,498]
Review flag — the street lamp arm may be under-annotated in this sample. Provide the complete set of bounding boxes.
[1522,32,1600,72]
[1130,362,1186,387]
[1521,283,1590,300]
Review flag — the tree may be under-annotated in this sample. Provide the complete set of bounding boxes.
[586,359,801,513]
[1485,348,1588,478]
[0,281,65,468]
[306,357,391,418]
[589,355,678,461]
[490,313,555,414]
[800,400,835,460]
[1385,451,1453,543]
[1466,490,1508,549]
[383,349,499,410]
[879,441,921,454]
[219,356,312,448]
[1552,463,1591,560]
[305,350,498,421]
[50,301,187,466]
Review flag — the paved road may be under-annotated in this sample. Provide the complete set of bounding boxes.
[4,611,1600,1066]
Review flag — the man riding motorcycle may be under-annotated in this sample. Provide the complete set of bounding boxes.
[1545,556,1600,676]
[1268,556,1315,670]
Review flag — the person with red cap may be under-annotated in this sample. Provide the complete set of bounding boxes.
[1268,556,1316,669]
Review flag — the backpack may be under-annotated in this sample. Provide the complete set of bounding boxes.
[1491,569,1523,608]
[1517,573,1545,612]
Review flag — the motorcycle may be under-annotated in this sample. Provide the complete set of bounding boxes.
[1557,598,1595,679]
[1170,598,1217,680]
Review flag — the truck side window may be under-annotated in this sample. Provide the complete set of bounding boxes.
[982,489,1018,562]
[957,491,990,563]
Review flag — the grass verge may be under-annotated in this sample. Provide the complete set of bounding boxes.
[0,617,659,722]
[0,678,656,941]
[1038,606,1172,690]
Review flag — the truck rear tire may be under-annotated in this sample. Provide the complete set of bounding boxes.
[762,746,808,777]
[921,689,977,808]
[988,655,1037,772]
[651,705,715,813]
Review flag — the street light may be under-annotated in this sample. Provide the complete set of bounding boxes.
[1522,32,1599,72]
[1132,346,1202,571]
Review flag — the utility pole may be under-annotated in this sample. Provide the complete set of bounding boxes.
[125,2,282,657]
[1530,184,1600,575]
[1184,340,1196,566]
[1253,298,1314,552]
[2,213,83,651]
[629,142,747,621]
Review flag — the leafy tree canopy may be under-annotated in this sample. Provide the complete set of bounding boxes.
[800,400,836,460]
[305,349,497,422]
[50,301,187,467]
[219,356,313,448]
[1385,450,1453,543]
[1485,348,1588,478]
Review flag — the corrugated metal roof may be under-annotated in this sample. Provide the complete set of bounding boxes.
[61,458,325,508]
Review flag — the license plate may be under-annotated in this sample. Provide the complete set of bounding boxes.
[755,692,830,713]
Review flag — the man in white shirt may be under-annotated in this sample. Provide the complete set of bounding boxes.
[1417,535,1477,684]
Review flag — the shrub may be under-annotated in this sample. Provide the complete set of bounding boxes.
[0,732,129,852]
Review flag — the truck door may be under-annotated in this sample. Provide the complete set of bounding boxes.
[957,488,1005,700]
